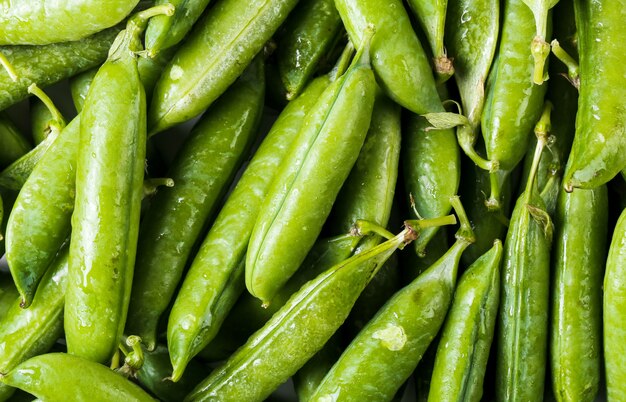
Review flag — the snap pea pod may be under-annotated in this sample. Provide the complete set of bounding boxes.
[126,57,265,352]
[428,240,503,402]
[481,0,549,209]
[199,232,362,362]
[406,0,453,81]
[496,104,553,401]
[445,0,499,169]
[137,345,206,402]
[145,0,213,55]
[166,75,331,380]
[0,27,119,112]
[186,223,427,402]
[276,0,343,100]
[0,115,30,170]
[604,206,626,400]
[65,6,173,364]
[0,248,68,401]
[522,0,559,84]
[562,0,626,191]
[334,0,441,114]
[293,332,344,401]
[551,186,607,402]
[0,1,138,45]
[4,117,79,311]
[246,36,377,304]
[0,353,154,402]
[308,197,474,401]
[148,0,299,134]
[403,115,460,257]
[30,99,53,145]
[70,68,98,113]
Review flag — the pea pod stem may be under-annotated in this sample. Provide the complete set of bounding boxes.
[142,177,174,197]
[0,52,18,81]
[524,101,553,203]
[550,39,580,90]
[27,84,65,130]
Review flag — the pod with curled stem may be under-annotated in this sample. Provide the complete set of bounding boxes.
[522,0,559,84]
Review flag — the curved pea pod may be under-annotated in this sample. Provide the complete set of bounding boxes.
[604,206,626,400]
[137,345,206,402]
[30,99,54,145]
[334,0,441,114]
[276,0,343,100]
[481,0,549,208]
[405,0,453,81]
[562,0,626,191]
[308,198,474,401]
[246,40,377,304]
[148,0,299,134]
[126,58,265,352]
[166,75,331,380]
[145,0,213,55]
[70,68,98,113]
[0,248,68,401]
[428,240,503,402]
[0,27,119,111]
[551,186,607,402]
[185,225,418,402]
[0,353,154,402]
[64,8,171,364]
[496,125,553,401]
[199,232,362,362]
[0,1,138,45]
[403,115,460,257]
[4,117,79,309]
[446,0,499,169]
[0,115,30,170]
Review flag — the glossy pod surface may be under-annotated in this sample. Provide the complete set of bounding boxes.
[246,48,376,303]
[65,24,148,363]
[148,0,299,133]
[0,1,137,45]
[551,186,607,402]
[126,58,264,351]
[562,0,626,190]
[166,76,330,381]
[0,27,119,111]
[1,353,155,402]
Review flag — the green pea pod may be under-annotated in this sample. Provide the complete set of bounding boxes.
[0,115,31,170]
[186,225,420,402]
[137,345,206,402]
[308,198,474,401]
[30,99,53,145]
[481,0,549,208]
[148,0,298,134]
[403,115,460,257]
[496,107,553,401]
[70,68,98,113]
[562,0,626,191]
[246,37,377,304]
[276,0,343,100]
[65,7,173,364]
[522,0,559,84]
[5,117,79,310]
[0,248,68,401]
[405,0,453,81]
[200,232,362,362]
[551,186,607,402]
[446,0,499,169]
[145,0,213,55]
[0,27,119,111]
[1,353,154,401]
[334,0,440,114]
[605,206,626,400]
[166,75,331,380]
[0,1,138,45]
[428,240,503,402]
[126,57,265,351]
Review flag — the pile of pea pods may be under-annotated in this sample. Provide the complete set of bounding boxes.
[0,0,625,400]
